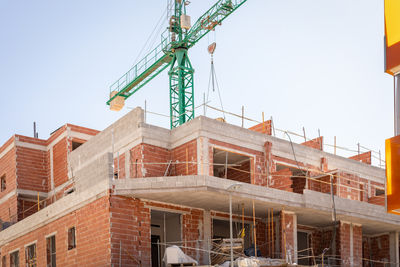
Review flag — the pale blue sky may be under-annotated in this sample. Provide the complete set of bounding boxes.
[0,0,393,163]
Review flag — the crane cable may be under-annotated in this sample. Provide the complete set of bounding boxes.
[132,4,169,67]
[206,43,226,119]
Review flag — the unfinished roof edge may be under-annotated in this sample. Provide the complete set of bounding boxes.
[68,107,384,183]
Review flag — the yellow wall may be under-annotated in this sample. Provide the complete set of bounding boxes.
[385,0,400,47]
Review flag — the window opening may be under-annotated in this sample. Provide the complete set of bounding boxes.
[10,250,19,267]
[46,235,56,267]
[68,227,76,250]
[213,149,251,184]
[1,175,6,192]
[25,244,36,267]
[71,141,83,151]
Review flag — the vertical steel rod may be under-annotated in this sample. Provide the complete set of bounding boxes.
[229,194,234,267]
[334,136,337,155]
[252,200,257,257]
[271,208,274,258]
[203,93,206,116]
[262,112,265,133]
[241,106,244,128]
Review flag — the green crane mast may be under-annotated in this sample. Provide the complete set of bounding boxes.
[107,0,247,128]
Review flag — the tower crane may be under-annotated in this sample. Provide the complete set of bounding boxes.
[106,0,247,128]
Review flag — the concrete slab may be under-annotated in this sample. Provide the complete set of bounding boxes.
[113,175,400,234]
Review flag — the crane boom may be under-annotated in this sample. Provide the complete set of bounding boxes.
[185,0,247,48]
[107,36,173,107]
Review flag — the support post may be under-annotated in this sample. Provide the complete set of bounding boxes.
[253,200,257,257]
[37,192,40,211]
[334,136,337,155]
[229,194,234,267]
[241,106,244,128]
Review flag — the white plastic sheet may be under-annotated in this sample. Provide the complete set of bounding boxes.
[163,245,198,265]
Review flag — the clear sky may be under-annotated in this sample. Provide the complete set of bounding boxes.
[0,0,393,164]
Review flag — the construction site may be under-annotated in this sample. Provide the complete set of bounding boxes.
[1,0,400,266]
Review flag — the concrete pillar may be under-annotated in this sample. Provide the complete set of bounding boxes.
[389,231,399,267]
[279,210,297,263]
[125,151,130,178]
[203,211,212,264]
[197,137,210,176]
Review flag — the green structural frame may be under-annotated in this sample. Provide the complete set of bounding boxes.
[107,0,248,129]
[169,48,194,128]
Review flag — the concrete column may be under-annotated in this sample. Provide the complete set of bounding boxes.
[279,210,297,263]
[125,151,130,178]
[389,231,399,267]
[197,137,210,176]
[203,210,212,264]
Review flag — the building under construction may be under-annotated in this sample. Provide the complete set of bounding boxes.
[0,107,398,266]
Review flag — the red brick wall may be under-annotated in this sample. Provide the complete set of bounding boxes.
[171,140,197,176]
[0,141,17,222]
[15,146,47,192]
[129,144,170,178]
[114,153,126,179]
[301,137,323,150]
[110,196,151,266]
[337,172,363,201]
[248,121,272,135]
[182,209,204,260]
[349,151,372,165]
[0,195,18,223]
[0,196,111,267]
[67,124,99,137]
[271,168,293,192]
[52,137,68,188]
[363,234,390,267]
[338,222,362,266]
[279,211,295,260]
[353,224,363,266]
[308,175,335,194]
[223,160,251,183]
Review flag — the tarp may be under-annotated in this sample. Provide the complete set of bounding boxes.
[163,245,198,265]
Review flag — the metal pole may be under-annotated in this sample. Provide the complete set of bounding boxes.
[302,127,307,142]
[334,136,337,155]
[203,93,206,116]
[262,112,265,133]
[395,75,400,136]
[225,151,228,179]
[252,200,257,257]
[271,116,276,136]
[241,106,244,128]
[208,237,211,265]
[229,194,234,267]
